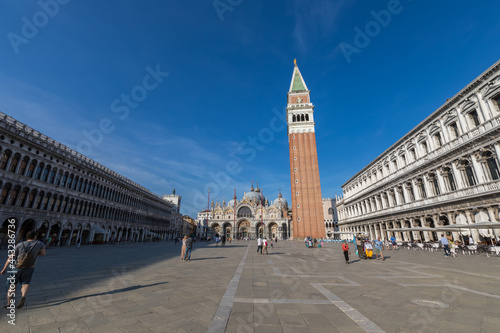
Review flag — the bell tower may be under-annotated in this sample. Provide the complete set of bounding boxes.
[287,60,325,239]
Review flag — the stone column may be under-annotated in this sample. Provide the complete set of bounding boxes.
[409,218,418,241]
[447,212,460,242]
[464,210,480,242]
[486,206,499,241]
[451,162,465,189]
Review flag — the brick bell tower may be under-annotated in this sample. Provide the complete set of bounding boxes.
[287,59,325,239]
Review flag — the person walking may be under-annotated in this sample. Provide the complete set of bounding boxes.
[257,237,263,254]
[263,238,268,255]
[1,230,46,309]
[440,234,451,257]
[374,237,384,260]
[180,236,187,261]
[184,235,194,261]
[342,240,350,264]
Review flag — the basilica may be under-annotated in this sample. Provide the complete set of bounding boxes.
[196,184,290,240]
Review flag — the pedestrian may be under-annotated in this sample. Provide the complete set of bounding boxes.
[180,236,187,261]
[263,238,268,255]
[355,234,365,259]
[184,235,193,261]
[257,237,263,254]
[440,234,451,257]
[1,230,46,309]
[390,235,398,250]
[221,235,226,246]
[270,240,274,250]
[342,240,350,264]
[374,237,384,260]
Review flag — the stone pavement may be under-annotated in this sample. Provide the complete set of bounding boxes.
[0,240,499,333]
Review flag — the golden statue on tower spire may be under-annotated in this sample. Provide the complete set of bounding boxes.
[294,58,297,66]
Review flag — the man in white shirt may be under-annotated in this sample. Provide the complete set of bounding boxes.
[440,234,451,257]
[257,237,262,254]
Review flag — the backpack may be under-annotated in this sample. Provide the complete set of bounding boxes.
[16,241,38,269]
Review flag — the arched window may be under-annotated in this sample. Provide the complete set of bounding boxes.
[34,163,44,180]
[8,185,20,205]
[27,189,37,208]
[18,156,29,176]
[459,160,476,187]
[328,207,333,215]
[292,115,296,122]
[433,133,442,148]
[54,171,62,186]
[41,165,50,182]
[305,114,309,121]
[48,168,56,184]
[26,160,37,178]
[0,183,12,204]
[67,174,74,189]
[8,153,21,173]
[301,114,305,122]
[483,151,500,181]
[467,110,480,128]
[35,191,45,209]
[448,122,459,139]
[421,141,428,155]
[18,187,29,207]
[0,150,12,170]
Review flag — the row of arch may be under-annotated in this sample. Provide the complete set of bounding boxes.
[292,113,309,123]
[340,206,499,243]
[344,89,500,196]
[0,217,168,246]
[0,145,171,215]
[0,181,168,226]
[210,220,289,239]
[340,147,500,221]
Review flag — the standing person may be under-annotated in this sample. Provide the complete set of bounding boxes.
[263,238,268,255]
[270,239,274,250]
[221,235,226,246]
[1,230,46,309]
[355,234,364,259]
[342,240,350,264]
[374,237,384,261]
[440,234,451,257]
[390,235,398,250]
[180,236,187,261]
[257,237,262,254]
[184,235,193,261]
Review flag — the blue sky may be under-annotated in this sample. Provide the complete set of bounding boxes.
[1,0,499,217]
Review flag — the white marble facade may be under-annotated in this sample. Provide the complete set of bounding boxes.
[337,60,500,243]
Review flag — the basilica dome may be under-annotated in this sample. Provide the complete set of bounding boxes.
[244,184,265,205]
[273,192,288,208]
[227,199,235,207]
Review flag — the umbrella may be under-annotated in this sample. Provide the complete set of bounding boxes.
[442,222,500,245]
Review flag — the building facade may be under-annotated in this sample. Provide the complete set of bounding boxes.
[323,198,339,239]
[336,60,500,243]
[200,184,291,240]
[0,112,176,245]
[287,60,326,239]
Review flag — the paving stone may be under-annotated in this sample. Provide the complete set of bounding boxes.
[1,241,499,332]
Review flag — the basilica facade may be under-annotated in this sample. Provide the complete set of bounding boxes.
[198,184,290,240]
[336,60,500,243]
